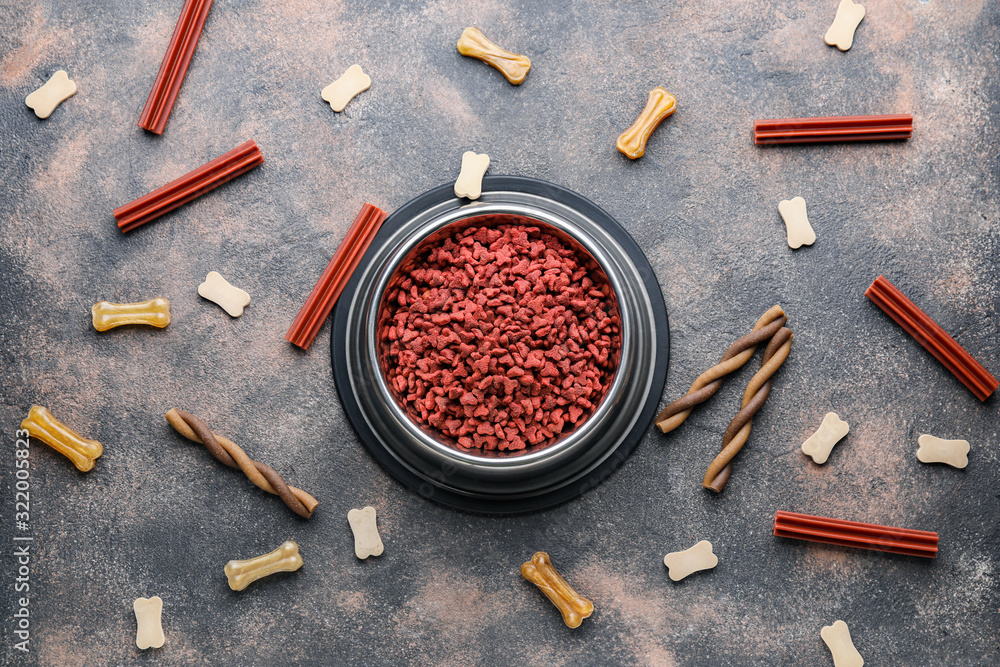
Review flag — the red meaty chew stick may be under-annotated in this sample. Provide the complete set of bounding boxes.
[286,203,388,350]
[138,0,214,134]
[114,140,264,233]
[866,275,998,401]
[753,114,912,145]
[774,510,938,558]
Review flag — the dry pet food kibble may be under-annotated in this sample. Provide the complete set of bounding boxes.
[198,271,250,317]
[347,506,384,559]
[521,552,594,628]
[801,412,849,464]
[778,197,816,249]
[821,620,864,667]
[25,70,77,118]
[916,434,969,469]
[133,597,165,650]
[92,298,170,331]
[454,151,490,199]
[824,0,865,51]
[21,405,103,472]
[457,27,531,85]
[225,540,303,591]
[321,64,371,112]
[663,540,718,581]
[616,87,677,159]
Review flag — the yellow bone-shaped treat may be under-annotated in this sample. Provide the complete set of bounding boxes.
[225,541,303,591]
[521,552,594,628]
[133,597,165,650]
[21,405,103,472]
[457,27,531,85]
[92,298,170,332]
[25,70,77,119]
[616,87,677,159]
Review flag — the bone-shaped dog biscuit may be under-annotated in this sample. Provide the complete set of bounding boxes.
[454,151,490,200]
[92,298,170,331]
[821,620,864,667]
[616,87,677,160]
[321,64,371,112]
[21,405,103,472]
[521,552,593,628]
[801,412,850,464]
[225,540,302,591]
[347,506,384,559]
[824,0,866,52]
[917,434,969,469]
[457,27,531,85]
[778,197,816,249]
[663,540,718,581]
[25,70,77,119]
[133,597,165,649]
[198,271,250,317]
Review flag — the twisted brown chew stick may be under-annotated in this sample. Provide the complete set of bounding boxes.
[655,305,787,433]
[704,327,793,492]
[166,409,317,518]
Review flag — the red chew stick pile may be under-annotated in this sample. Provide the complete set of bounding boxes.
[138,0,214,134]
[774,510,938,558]
[866,275,998,401]
[286,203,388,351]
[114,140,263,233]
[753,114,913,145]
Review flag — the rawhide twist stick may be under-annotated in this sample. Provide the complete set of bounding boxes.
[166,409,317,518]
[655,305,787,433]
[704,327,792,492]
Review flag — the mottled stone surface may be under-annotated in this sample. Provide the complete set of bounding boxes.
[1,1,998,665]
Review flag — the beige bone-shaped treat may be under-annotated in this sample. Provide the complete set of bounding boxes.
[21,405,103,472]
[663,540,719,581]
[454,151,490,199]
[521,552,593,628]
[917,434,970,469]
[821,620,864,667]
[133,597,165,650]
[457,27,531,85]
[824,0,866,52]
[92,298,170,331]
[198,271,250,317]
[801,412,850,464]
[778,197,816,249]
[347,506,384,559]
[616,87,677,160]
[225,540,302,591]
[321,64,371,112]
[25,70,77,119]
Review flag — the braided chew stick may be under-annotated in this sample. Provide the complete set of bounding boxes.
[166,409,317,518]
[704,327,793,492]
[655,305,787,433]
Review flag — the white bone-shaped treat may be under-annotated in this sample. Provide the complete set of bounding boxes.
[133,596,165,649]
[454,151,490,200]
[198,271,251,317]
[225,540,303,591]
[25,70,77,119]
[821,620,864,667]
[778,197,816,249]
[321,64,371,112]
[916,434,969,469]
[824,0,866,52]
[662,540,718,581]
[347,506,384,559]
[801,412,850,464]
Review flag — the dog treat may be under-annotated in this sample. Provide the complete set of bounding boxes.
[286,203,388,350]
[165,409,318,518]
[114,140,264,233]
[20,406,103,472]
[138,0,214,134]
[824,0,866,52]
[25,70,77,119]
[778,197,816,249]
[705,327,793,491]
[198,271,250,317]
[457,27,531,85]
[866,275,998,401]
[521,552,593,628]
[801,412,849,464]
[754,114,912,145]
[133,597,165,650]
[454,151,490,200]
[821,620,864,667]
[616,87,678,159]
[656,305,787,433]
[663,540,718,582]
[916,434,969,469]
[321,64,371,112]
[225,540,302,591]
[773,510,938,558]
[347,506,384,559]
[92,298,171,331]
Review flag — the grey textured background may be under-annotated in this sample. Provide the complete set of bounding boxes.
[1,0,998,665]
